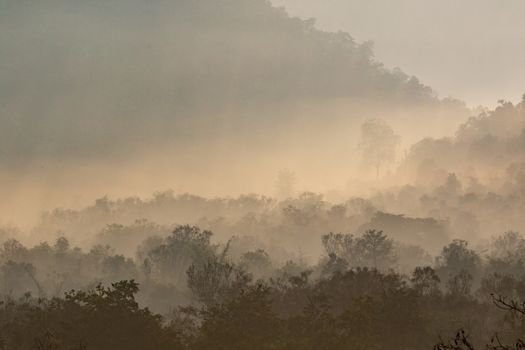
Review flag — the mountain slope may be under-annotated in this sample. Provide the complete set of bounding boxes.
[0,0,465,164]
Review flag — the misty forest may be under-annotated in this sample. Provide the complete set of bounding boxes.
[1,0,525,349]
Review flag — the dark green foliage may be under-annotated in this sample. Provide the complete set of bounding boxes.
[0,281,183,350]
[321,229,396,271]
[239,249,273,278]
[193,284,282,350]
[358,212,450,249]
[145,225,216,286]
[436,240,481,281]
[411,266,441,296]
[0,266,521,350]
[187,256,251,306]
[2,226,525,349]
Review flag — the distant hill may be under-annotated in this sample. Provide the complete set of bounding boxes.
[406,97,525,175]
[0,0,467,164]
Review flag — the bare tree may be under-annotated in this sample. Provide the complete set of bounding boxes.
[435,295,525,350]
[359,119,401,178]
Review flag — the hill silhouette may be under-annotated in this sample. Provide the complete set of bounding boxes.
[0,0,466,164]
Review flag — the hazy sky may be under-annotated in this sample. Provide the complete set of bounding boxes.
[271,0,525,108]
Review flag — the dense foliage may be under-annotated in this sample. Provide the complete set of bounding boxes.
[2,226,525,349]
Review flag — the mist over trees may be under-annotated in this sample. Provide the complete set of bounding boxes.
[0,96,522,346]
[0,0,475,228]
[0,0,466,169]
[359,119,401,177]
[1,0,524,348]
[2,223,525,348]
[405,96,525,177]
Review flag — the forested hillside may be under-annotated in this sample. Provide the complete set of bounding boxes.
[0,0,465,164]
[1,0,524,348]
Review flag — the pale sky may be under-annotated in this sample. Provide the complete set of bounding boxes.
[271,0,525,108]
